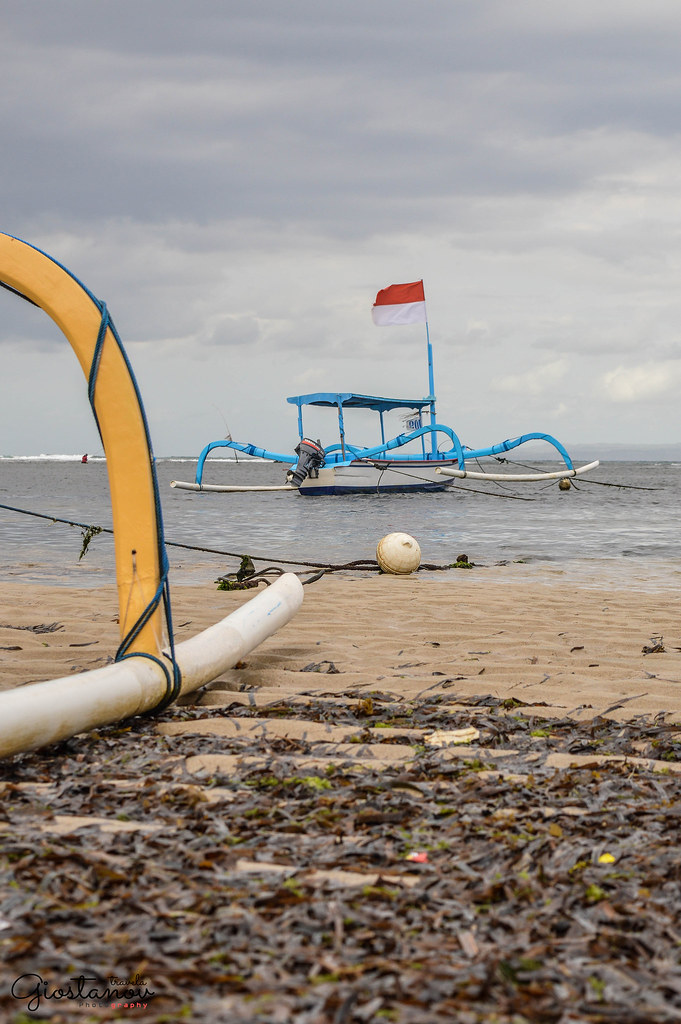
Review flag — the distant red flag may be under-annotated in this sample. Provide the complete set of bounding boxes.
[372,280,427,325]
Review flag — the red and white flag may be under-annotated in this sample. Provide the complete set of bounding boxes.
[372,280,427,326]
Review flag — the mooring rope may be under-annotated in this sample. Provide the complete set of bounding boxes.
[358,458,536,500]
[0,501,456,573]
[488,456,659,491]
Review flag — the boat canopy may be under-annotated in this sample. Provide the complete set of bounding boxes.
[286,392,434,413]
[287,392,436,453]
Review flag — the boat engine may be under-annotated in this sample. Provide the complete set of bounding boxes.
[287,438,325,487]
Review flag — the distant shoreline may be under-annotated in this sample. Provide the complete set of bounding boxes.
[567,443,681,462]
[2,446,681,462]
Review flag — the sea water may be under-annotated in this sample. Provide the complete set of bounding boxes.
[0,456,679,589]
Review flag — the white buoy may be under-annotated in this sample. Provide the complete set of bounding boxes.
[376,532,421,574]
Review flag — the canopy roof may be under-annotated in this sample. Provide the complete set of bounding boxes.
[286,392,434,413]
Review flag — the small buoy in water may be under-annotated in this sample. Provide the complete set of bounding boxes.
[376,532,421,574]
[558,478,571,491]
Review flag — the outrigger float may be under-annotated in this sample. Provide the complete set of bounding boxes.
[171,281,598,496]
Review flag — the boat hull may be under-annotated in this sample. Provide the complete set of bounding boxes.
[298,459,458,495]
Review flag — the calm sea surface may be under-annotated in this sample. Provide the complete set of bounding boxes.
[0,457,679,589]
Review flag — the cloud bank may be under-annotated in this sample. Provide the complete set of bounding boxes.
[1,0,680,455]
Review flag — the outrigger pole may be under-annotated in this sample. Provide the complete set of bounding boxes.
[0,232,304,755]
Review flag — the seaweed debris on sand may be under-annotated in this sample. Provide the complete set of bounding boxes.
[2,692,681,1023]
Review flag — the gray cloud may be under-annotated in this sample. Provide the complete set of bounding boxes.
[5,0,680,229]
[2,0,681,453]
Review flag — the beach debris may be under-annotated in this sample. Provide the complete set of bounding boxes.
[216,560,325,590]
[0,622,63,633]
[3,697,681,1021]
[642,635,666,654]
[376,532,421,574]
[425,726,480,746]
[236,554,256,580]
[215,554,259,590]
[451,552,474,568]
[356,697,374,716]
[78,523,102,559]
[300,660,340,674]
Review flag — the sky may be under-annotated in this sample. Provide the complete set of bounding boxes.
[2,0,681,458]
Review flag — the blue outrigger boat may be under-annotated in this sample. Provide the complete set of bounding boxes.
[171,281,598,496]
[170,389,599,496]
[171,387,602,495]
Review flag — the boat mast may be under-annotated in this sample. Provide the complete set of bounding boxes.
[425,317,437,455]
[371,279,436,454]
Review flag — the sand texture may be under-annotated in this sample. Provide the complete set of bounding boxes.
[1,567,679,720]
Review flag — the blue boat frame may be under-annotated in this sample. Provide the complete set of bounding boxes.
[192,391,576,488]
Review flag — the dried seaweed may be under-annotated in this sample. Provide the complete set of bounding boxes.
[0,622,63,633]
[2,695,681,1022]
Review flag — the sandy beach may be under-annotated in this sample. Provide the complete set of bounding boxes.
[3,565,681,1022]
[1,564,680,721]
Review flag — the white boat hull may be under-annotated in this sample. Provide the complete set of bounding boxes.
[299,460,458,495]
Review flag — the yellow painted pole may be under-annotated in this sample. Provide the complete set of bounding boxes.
[0,233,164,656]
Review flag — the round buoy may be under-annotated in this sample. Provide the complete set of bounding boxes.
[558,478,572,491]
[376,532,421,574]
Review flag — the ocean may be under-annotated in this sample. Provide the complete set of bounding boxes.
[0,456,679,589]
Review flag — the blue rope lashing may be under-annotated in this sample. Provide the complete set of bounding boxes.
[86,297,182,714]
[2,237,184,716]
[116,650,180,715]
[87,300,110,442]
[114,573,183,712]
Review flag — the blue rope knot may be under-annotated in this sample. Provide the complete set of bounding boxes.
[114,573,182,713]
[115,650,182,715]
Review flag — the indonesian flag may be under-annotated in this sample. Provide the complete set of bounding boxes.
[372,280,427,326]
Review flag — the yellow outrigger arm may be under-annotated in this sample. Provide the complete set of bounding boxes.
[0,232,304,758]
[0,232,167,666]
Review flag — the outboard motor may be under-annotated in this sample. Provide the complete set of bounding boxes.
[287,438,325,487]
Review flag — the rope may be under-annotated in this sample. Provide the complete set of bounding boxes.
[489,455,659,491]
[0,279,39,307]
[216,566,328,589]
[358,458,536,501]
[0,501,454,572]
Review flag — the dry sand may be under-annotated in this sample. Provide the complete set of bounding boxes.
[1,563,679,723]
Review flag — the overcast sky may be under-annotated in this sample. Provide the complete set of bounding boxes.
[2,0,681,457]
